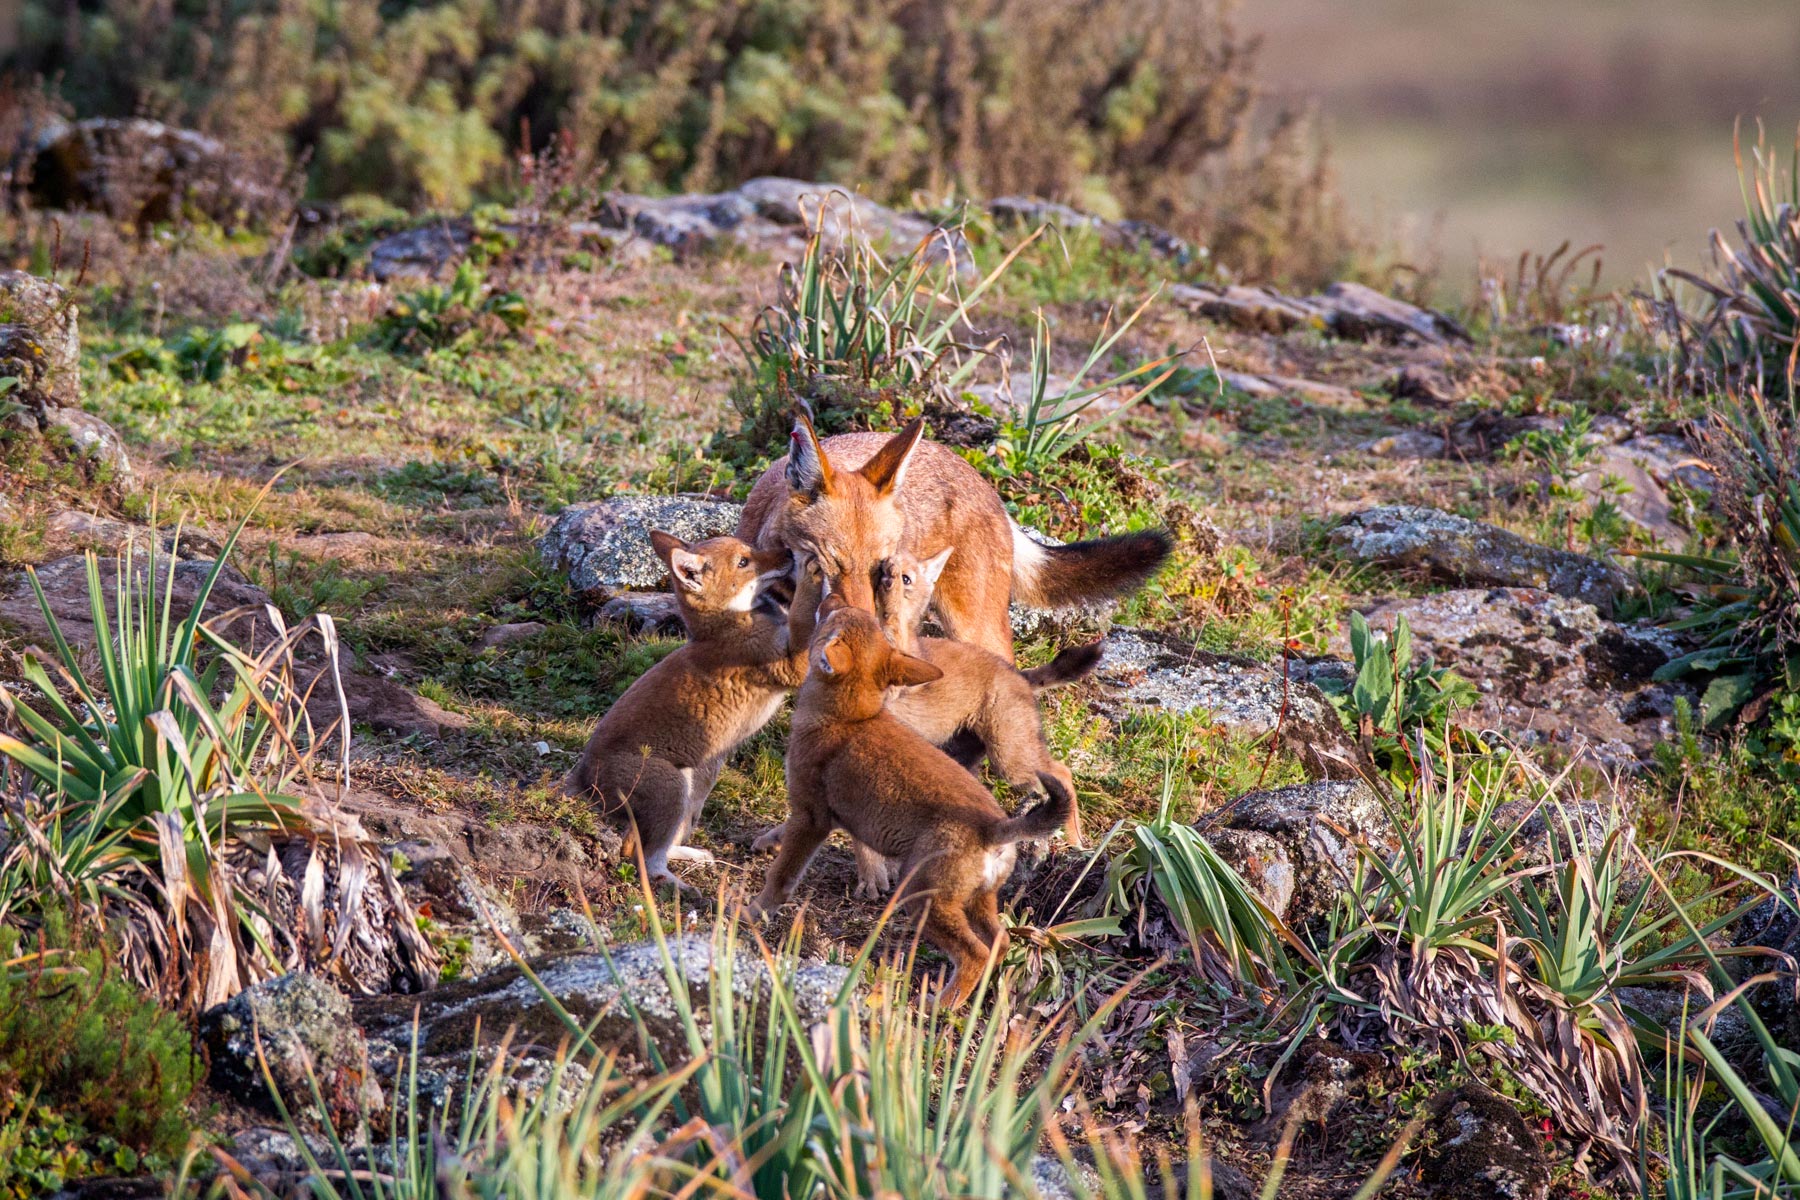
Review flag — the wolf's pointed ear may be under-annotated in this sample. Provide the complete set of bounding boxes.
[649,530,687,567]
[786,411,835,497]
[859,417,925,497]
[883,649,944,689]
[667,547,707,593]
[921,545,954,584]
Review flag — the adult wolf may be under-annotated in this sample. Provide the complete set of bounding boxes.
[737,412,1170,660]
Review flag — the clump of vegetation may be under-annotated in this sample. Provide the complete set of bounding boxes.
[13,0,1353,282]
[0,517,436,1011]
[0,917,198,1167]
[376,262,529,351]
[1317,611,1478,780]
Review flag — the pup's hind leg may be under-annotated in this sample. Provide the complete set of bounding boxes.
[604,759,692,886]
[667,761,724,864]
[924,898,1001,1007]
[965,888,1008,958]
[989,739,1084,849]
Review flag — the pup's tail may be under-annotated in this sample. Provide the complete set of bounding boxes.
[1009,522,1172,610]
[989,772,1074,845]
[1021,640,1104,691]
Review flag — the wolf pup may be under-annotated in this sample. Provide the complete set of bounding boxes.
[564,531,818,886]
[737,411,1171,661]
[752,596,1071,1006]
[875,546,1101,847]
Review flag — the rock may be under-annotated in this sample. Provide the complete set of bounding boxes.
[43,510,155,554]
[1318,281,1472,345]
[601,178,961,262]
[539,495,745,602]
[1329,505,1634,611]
[1446,412,1559,459]
[1575,442,1684,546]
[1352,587,1691,769]
[598,590,683,633]
[1025,1154,1106,1200]
[1171,283,1323,335]
[198,973,384,1135]
[322,671,473,740]
[987,197,1195,263]
[478,620,547,649]
[1618,434,1713,494]
[1390,363,1461,406]
[352,937,852,1108]
[1358,429,1448,459]
[368,223,472,281]
[43,407,132,478]
[1208,828,1296,920]
[1171,281,1469,345]
[1091,628,1362,779]
[31,117,280,227]
[287,530,384,560]
[1731,874,1800,1052]
[1212,780,1390,926]
[1216,370,1359,407]
[224,1127,326,1184]
[0,270,79,409]
[1614,985,1757,1065]
[1418,1086,1550,1200]
[0,554,271,653]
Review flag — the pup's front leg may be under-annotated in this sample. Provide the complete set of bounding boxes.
[750,814,829,918]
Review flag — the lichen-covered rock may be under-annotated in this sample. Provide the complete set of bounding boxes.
[1208,828,1297,920]
[31,117,281,227]
[598,590,683,633]
[1418,1086,1550,1200]
[539,495,745,601]
[353,937,852,1111]
[368,222,472,281]
[1092,629,1361,779]
[1215,780,1390,925]
[1329,505,1634,611]
[0,270,79,409]
[198,973,383,1135]
[1170,280,1469,344]
[1351,587,1690,769]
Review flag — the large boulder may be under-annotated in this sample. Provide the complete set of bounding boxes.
[0,553,272,652]
[198,973,384,1135]
[1350,587,1691,769]
[1091,628,1362,780]
[1329,505,1634,611]
[1210,780,1390,926]
[31,117,282,227]
[539,495,746,603]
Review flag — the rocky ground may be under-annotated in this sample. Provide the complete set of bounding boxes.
[0,177,1785,1198]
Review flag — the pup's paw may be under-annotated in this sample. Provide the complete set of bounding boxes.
[666,846,716,864]
[750,824,785,853]
[746,895,778,923]
[853,857,894,900]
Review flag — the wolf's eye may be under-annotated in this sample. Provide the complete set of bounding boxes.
[738,556,751,568]
[901,573,914,586]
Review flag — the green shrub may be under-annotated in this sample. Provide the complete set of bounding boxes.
[14,0,1353,282]
[1316,611,1479,780]
[0,917,198,1164]
[375,262,529,351]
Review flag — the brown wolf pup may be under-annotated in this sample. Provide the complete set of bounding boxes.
[737,411,1171,661]
[752,596,1072,1006]
[563,531,818,886]
[875,546,1101,848]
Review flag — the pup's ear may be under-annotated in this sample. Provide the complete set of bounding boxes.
[649,530,687,567]
[753,546,793,577]
[667,547,707,593]
[812,630,845,676]
[858,417,924,497]
[883,650,944,689]
[920,545,954,584]
[817,591,849,619]
[785,410,835,497]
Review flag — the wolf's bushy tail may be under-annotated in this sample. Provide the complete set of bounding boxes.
[989,771,1074,845]
[1021,641,1104,690]
[1010,523,1172,610]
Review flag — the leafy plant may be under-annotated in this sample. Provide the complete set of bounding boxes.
[376,262,529,351]
[1318,611,1479,779]
[1105,755,1298,995]
[1506,408,1599,503]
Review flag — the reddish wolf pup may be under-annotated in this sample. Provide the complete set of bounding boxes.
[564,532,817,886]
[753,596,1071,1006]
[738,412,1169,660]
[875,546,1100,847]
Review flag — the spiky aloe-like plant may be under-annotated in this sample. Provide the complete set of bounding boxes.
[0,516,434,1010]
